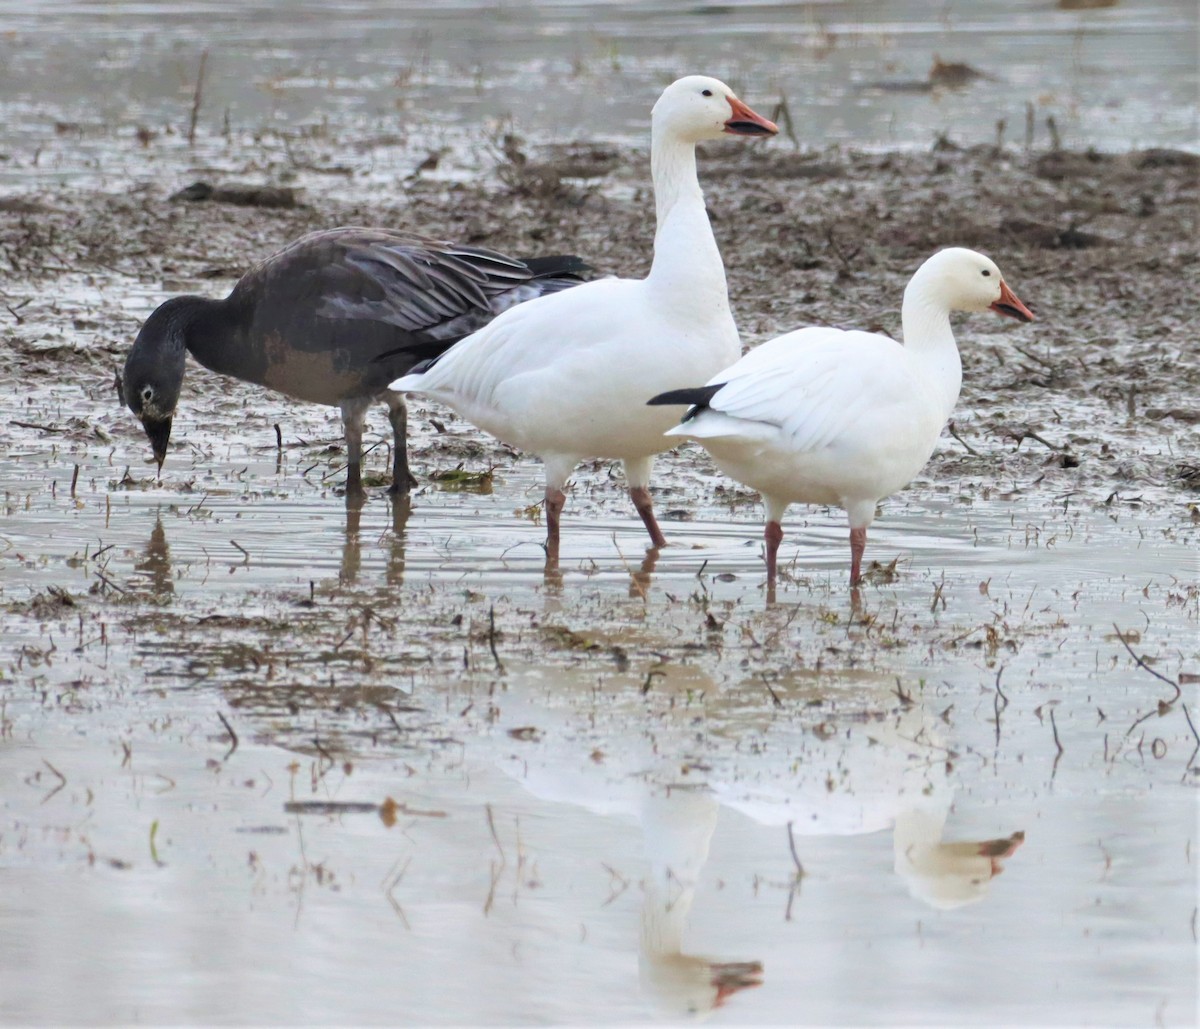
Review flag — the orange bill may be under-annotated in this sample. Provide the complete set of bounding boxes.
[990,279,1035,322]
[724,96,778,137]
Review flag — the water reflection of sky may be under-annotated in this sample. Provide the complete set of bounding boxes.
[0,0,1196,157]
[1,447,1196,1023]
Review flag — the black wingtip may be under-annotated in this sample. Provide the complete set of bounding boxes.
[407,356,438,376]
[371,338,456,368]
[522,254,592,280]
[647,383,724,422]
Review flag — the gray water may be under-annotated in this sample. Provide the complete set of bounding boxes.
[1,2,1198,1025]
[0,0,1196,190]
[1,434,1197,1024]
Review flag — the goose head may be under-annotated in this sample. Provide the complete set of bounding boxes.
[651,75,778,144]
[894,809,1026,910]
[639,791,763,1017]
[908,247,1035,322]
[122,297,192,470]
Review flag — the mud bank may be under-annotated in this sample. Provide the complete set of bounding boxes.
[2,138,1198,503]
[1,133,1197,1025]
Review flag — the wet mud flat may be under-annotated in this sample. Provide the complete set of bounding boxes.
[1,134,1198,1024]
[3,132,1198,500]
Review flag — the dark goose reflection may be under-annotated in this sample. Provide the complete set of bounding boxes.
[384,494,410,587]
[134,516,173,597]
[340,493,411,587]
[340,494,364,585]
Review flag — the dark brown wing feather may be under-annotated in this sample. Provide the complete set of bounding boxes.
[199,227,585,404]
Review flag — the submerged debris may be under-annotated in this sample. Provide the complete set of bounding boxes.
[429,466,495,492]
[169,181,298,208]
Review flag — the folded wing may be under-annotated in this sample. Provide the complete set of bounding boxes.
[238,227,588,366]
[671,327,908,455]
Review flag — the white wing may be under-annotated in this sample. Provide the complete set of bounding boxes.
[391,275,639,405]
[679,327,914,454]
[392,273,738,458]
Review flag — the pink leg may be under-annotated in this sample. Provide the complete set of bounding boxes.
[629,549,659,599]
[630,486,668,549]
[544,485,566,558]
[764,520,784,587]
[849,527,868,586]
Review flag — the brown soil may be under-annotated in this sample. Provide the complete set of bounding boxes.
[3,138,1196,514]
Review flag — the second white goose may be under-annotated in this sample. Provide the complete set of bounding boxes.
[650,247,1034,589]
[391,75,777,559]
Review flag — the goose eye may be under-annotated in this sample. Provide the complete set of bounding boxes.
[701,89,713,97]
[981,270,992,277]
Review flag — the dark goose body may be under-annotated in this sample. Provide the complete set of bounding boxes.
[121,226,588,492]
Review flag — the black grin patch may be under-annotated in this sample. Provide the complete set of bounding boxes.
[725,120,774,137]
[992,302,1034,323]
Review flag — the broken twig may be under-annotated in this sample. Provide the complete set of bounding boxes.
[946,419,980,456]
[217,710,239,759]
[187,50,209,146]
[1112,623,1181,706]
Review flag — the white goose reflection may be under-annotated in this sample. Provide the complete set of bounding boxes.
[710,673,1024,912]
[492,663,761,1018]
[894,808,1024,910]
[637,791,764,1015]
[489,660,1022,1015]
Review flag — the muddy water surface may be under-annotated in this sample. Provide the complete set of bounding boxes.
[1,4,1198,1024]
[0,0,1196,193]
[2,426,1197,1024]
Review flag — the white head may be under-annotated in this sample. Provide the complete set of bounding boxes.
[651,75,778,144]
[896,823,1026,911]
[907,246,1035,321]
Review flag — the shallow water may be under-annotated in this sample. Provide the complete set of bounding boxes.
[1,4,1198,1024]
[0,0,1196,191]
[2,435,1197,1024]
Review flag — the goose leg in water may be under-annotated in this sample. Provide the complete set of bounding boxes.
[340,398,370,496]
[762,496,788,588]
[384,391,417,493]
[541,456,579,560]
[544,486,567,558]
[630,487,668,548]
[625,456,667,548]
[764,520,784,586]
[849,527,868,586]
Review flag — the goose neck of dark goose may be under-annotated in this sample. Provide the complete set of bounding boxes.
[168,292,244,372]
[136,293,240,369]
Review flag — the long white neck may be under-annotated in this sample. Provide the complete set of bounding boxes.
[900,286,963,419]
[647,125,728,301]
[639,792,719,956]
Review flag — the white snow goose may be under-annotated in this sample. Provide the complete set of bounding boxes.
[649,247,1034,589]
[390,76,777,559]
